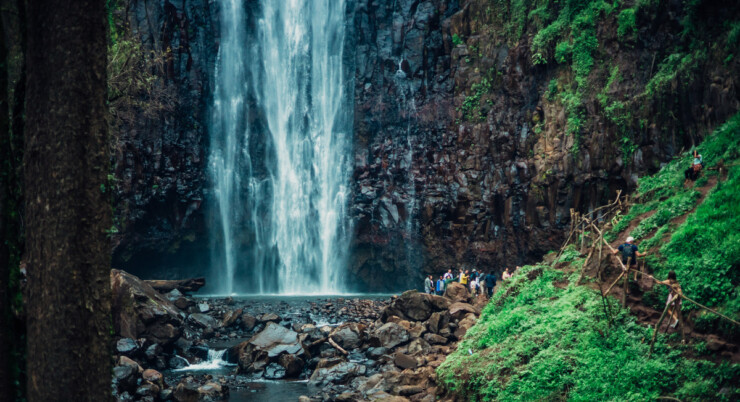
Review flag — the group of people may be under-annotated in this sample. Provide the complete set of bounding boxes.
[423,265,521,298]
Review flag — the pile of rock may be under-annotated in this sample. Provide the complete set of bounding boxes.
[217,282,483,400]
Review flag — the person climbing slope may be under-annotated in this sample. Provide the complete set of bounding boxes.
[655,271,685,338]
[613,236,646,271]
[684,150,703,182]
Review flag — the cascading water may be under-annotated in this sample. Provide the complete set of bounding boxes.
[209,0,352,295]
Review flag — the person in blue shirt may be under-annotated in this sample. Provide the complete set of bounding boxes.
[613,236,646,271]
[436,276,445,295]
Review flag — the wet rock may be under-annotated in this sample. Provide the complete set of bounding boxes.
[240,313,257,331]
[221,308,243,328]
[309,361,367,385]
[197,302,210,313]
[144,343,162,360]
[374,322,410,349]
[116,338,139,355]
[234,322,306,372]
[136,382,160,398]
[142,369,163,386]
[331,323,365,350]
[279,354,305,378]
[258,313,281,323]
[113,364,137,391]
[264,362,287,379]
[118,356,143,373]
[169,355,189,369]
[188,313,219,329]
[111,270,183,345]
[159,388,173,401]
[198,382,227,400]
[173,378,199,402]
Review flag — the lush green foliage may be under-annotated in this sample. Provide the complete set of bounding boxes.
[606,113,740,334]
[617,8,637,41]
[451,33,463,47]
[438,264,740,401]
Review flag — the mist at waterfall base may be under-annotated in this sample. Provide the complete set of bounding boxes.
[206,0,355,295]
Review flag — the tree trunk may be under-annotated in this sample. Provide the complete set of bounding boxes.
[0,14,12,401]
[24,0,111,400]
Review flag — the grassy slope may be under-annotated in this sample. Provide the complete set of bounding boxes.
[437,115,740,401]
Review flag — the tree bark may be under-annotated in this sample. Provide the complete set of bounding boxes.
[24,0,111,400]
[0,14,12,401]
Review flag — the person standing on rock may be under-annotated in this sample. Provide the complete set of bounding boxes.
[424,275,434,294]
[436,276,445,295]
[443,269,453,281]
[484,271,497,297]
[459,270,469,286]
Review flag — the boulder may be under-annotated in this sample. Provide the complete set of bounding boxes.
[382,291,433,322]
[258,313,281,323]
[393,352,418,370]
[113,364,137,391]
[264,363,286,379]
[278,353,305,378]
[136,382,160,398]
[198,382,227,400]
[111,270,183,345]
[221,308,243,328]
[426,312,449,334]
[197,303,210,313]
[187,313,219,329]
[173,379,199,402]
[448,302,479,320]
[309,362,366,385]
[423,333,448,345]
[142,369,163,386]
[234,322,306,372]
[144,343,162,360]
[428,295,452,311]
[241,313,257,331]
[373,322,410,349]
[330,323,365,350]
[116,338,139,355]
[443,282,470,303]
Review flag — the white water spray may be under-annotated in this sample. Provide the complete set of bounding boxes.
[209,0,351,294]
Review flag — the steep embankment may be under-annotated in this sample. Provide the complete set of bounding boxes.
[437,114,740,400]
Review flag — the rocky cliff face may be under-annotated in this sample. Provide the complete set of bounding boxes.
[349,0,740,291]
[110,0,217,277]
[111,0,740,290]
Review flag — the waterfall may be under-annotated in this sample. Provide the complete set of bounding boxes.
[209,0,351,295]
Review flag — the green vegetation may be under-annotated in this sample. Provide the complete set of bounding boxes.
[617,8,637,41]
[438,115,740,400]
[459,71,495,122]
[451,33,463,47]
[438,264,739,401]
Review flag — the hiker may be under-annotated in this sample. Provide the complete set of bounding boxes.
[484,271,497,297]
[655,271,684,331]
[502,267,512,280]
[684,150,703,181]
[460,270,469,287]
[424,275,434,294]
[470,269,480,296]
[612,236,646,272]
[436,276,445,295]
[443,269,453,281]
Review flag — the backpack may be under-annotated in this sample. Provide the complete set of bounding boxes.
[621,244,635,258]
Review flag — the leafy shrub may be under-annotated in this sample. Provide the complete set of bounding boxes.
[617,8,637,41]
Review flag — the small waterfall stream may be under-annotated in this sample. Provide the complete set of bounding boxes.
[209,0,352,295]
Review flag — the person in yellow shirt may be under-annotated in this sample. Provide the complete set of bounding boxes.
[459,269,469,285]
